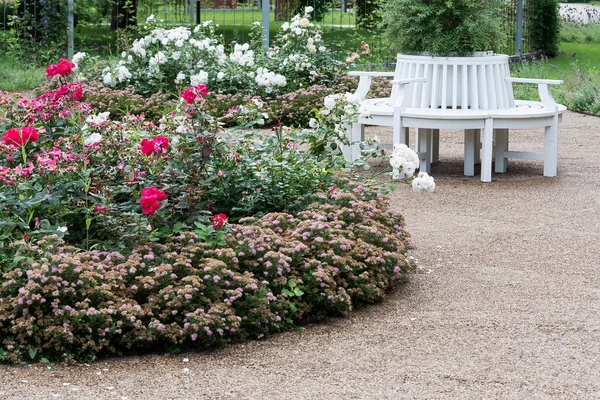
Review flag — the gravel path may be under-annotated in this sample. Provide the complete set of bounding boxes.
[1,111,599,399]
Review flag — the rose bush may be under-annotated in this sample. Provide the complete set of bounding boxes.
[96,9,343,98]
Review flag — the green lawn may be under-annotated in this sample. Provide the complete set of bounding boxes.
[0,58,45,93]
[135,8,356,27]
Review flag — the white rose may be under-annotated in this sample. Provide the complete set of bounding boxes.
[305,6,314,13]
[72,52,86,64]
[307,44,316,54]
[217,72,225,80]
[84,133,103,146]
[309,118,318,128]
[299,18,310,27]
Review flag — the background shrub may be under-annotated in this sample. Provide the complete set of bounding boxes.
[382,0,506,56]
[526,0,560,57]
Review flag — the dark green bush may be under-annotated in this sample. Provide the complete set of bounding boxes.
[526,0,560,57]
[382,0,506,56]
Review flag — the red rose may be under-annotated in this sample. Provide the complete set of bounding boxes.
[140,186,167,216]
[56,58,75,76]
[140,138,155,156]
[211,213,227,230]
[180,87,196,104]
[180,85,209,104]
[46,64,58,77]
[140,136,169,157]
[154,136,169,151]
[3,127,39,147]
[194,85,208,96]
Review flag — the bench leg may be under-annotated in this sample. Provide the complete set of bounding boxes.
[474,129,481,165]
[341,123,364,162]
[401,127,409,145]
[418,129,431,173]
[543,114,559,177]
[494,128,509,173]
[431,129,440,163]
[392,114,404,146]
[464,129,476,176]
[480,119,494,182]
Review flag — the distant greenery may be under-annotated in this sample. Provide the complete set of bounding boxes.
[560,22,600,44]
[511,43,600,115]
[0,58,45,93]
[382,0,507,56]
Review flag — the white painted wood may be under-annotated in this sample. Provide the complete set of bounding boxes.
[481,118,494,182]
[494,129,509,173]
[347,54,567,181]
[418,129,432,173]
[464,129,476,176]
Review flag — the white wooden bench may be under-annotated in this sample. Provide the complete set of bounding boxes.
[343,54,567,182]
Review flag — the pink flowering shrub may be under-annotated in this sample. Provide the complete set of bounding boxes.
[0,179,415,364]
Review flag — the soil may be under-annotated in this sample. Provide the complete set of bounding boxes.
[1,111,599,399]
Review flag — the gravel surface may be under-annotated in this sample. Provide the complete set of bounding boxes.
[1,111,599,399]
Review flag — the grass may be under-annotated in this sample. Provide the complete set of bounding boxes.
[0,58,45,93]
[559,22,600,44]
[134,7,357,27]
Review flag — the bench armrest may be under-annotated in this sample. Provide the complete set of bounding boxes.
[348,71,395,100]
[392,77,427,109]
[505,77,563,85]
[391,77,427,85]
[348,71,395,77]
[505,77,563,109]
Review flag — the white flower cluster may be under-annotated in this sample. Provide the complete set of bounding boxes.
[315,93,361,143]
[229,43,254,67]
[99,8,339,96]
[390,143,420,178]
[255,68,287,93]
[411,172,436,192]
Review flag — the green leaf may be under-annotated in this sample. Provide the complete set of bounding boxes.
[287,279,296,288]
[40,358,50,364]
[289,302,297,312]
[281,288,294,296]
[28,348,37,360]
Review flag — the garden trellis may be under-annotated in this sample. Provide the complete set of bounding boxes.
[1,0,531,62]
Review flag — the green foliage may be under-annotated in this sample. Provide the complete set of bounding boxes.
[511,58,600,115]
[382,0,507,56]
[560,22,600,45]
[527,0,560,57]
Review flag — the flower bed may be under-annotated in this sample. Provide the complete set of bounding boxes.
[0,24,433,362]
[0,179,416,364]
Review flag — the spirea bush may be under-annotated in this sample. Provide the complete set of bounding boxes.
[0,180,416,364]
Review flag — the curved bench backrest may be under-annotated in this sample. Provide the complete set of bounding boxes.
[392,54,516,110]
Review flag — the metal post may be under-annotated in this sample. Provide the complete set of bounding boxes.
[190,0,194,25]
[67,0,74,59]
[515,0,524,57]
[261,0,269,49]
